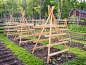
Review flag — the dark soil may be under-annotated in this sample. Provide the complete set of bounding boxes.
[7,35,77,65]
[0,41,24,65]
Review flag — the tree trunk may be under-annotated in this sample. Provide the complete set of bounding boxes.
[39,0,42,20]
[32,0,34,19]
[25,0,26,18]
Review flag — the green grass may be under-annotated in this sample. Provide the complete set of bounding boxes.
[0,34,45,65]
[67,33,86,39]
[0,30,5,32]
[0,27,6,29]
[66,38,86,45]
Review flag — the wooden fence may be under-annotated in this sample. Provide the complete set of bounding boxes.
[0,19,86,26]
[57,20,86,26]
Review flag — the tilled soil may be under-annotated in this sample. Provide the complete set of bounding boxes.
[0,41,24,65]
[7,35,77,65]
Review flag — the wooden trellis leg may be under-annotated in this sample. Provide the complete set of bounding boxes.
[65,19,71,42]
[19,24,23,46]
[47,10,53,63]
[47,46,50,63]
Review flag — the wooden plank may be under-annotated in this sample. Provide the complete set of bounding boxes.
[47,41,68,47]
[49,49,68,56]
[29,29,35,30]
[59,38,71,41]
[17,30,28,31]
[21,40,33,43]
[4,26,17,28]
[33,39,49,43]
[17,24,34,26]
[45,25,66,27]
[45,33,67,37]
[6,30,16,31]
[33,45,48,50]
[34,32,55,36]
[32,19,43,21]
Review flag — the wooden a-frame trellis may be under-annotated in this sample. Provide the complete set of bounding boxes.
[54,19,71,42]
[4,13,19,37]
[32,5,70,63]
[14,11,35,46]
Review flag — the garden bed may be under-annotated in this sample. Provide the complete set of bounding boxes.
[7,35,77,65]
[0,41,24,65]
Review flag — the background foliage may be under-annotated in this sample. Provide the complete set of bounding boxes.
[0,0,86,19]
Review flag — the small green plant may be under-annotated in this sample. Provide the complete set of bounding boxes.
[57,57,61,60]
[31,49,33,51]
[45,57,46,59]
[39,48,42,51]
[68,55,71,58]
[66,55,68,58]
[53,61,56,64]
[62,54,65,58]
[29,42,31,44]
[53,58,56,61]
[25,43,27,46]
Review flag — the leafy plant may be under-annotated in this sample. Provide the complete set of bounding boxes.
[53,58,56,61]
[68,24,86,33]
[68,55,71,58]
[53,61,56,65]
[62,54,65,58]
[66,55,68,58]
[57,57,61,60]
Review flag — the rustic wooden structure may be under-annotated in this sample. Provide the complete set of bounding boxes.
[56,19,71,42]
[14,11,35,46]
[32,5,70,63]
[4,13,19,37]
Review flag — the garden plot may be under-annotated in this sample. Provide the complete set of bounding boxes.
[7,35,77,65]
[0,41,24,65]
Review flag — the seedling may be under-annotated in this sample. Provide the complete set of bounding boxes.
[68,55,71,58]
[31,49,33,51]
[42,48,44,50]
[62,54,65,58]
[25,43,27,46]
[29,42,31,44]
[57,57,61,60]
[66,55,68,58]
[53,61,56,64]
[53,58,56,61]
[21,43,24,46]
[39,48,42,51]
[45,57,47,59]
